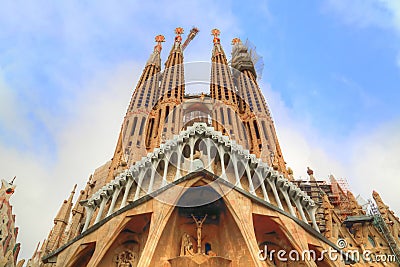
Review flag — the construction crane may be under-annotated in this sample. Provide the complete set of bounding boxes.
[182,27,199,51]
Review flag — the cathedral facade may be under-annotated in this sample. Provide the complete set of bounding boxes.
[25,28,400,266]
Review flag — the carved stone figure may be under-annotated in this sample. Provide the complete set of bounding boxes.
[191,214,207,254]
[180,233,194,256]
[114,249,137,267]
[207,250,217,256]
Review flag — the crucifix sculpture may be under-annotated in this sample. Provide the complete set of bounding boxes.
[191,214,208,254]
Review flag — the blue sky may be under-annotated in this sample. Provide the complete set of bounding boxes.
[1,0,400,261]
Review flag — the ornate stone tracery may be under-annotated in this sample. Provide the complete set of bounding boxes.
[80,123,320,234]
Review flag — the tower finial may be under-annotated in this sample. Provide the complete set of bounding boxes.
[154,34,165,53]
[211,28,220,44]
[175,27,184,43]
[232,37,241,45]
[72,184,77,194]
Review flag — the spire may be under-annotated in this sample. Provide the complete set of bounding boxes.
[1,179,16,201]
[373,190,389,220]
[347,191,359,214]
[54,184,76,224]
[172,27,184,53]
[146,34,165,68]
[211,28,226,59]
[164,27,184,68]
[47,184,76,251]
[106,126,126,184]
[128,34,165,112]
[231,37,256,78]
[32,242,40,258]
[147,27,186,149]
[119,34,165,165]
[209,29,244,150]
[66,188,87,241]
[160,27,185,97]
[230,37,287,175]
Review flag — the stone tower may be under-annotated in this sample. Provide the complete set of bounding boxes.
[0,179,24,267]
[30,28,400,266]
[45,185,76,253]
[231,38,286,174]
[122,34,165,165]
[143,27,186,152]
[209,29,243,148]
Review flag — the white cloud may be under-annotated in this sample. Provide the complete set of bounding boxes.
[2,61,140,261]
[322,0,393,30]
[0,72,34,146]
[380,0,400,33]
[323,0,400,68]
[0,1,244,262]
[263,82,347,180]
[265,81,400,216]
[349,120,400,214]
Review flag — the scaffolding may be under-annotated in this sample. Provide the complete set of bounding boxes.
[293,180,329,231]
[244,39,264,81]
[336,177,350,193]
[368,200,400,264]
[294,176,355,232]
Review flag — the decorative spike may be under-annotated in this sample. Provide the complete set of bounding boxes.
[174,27,184,43]
[154,34,165,53]
[232,37,241,45]
[211,28,220,44]
[72,184,77,194]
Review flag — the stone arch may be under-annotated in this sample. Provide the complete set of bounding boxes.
[253,214,306,266]
[307,244,335,267]
[166,152,178,182]
[67,242,96,267]
[148,179,250,266]
[150,159,168,190]
[236,160,247,189]
[156,160,165,178]
[95,213,151,267]
[136,167,152,197]
[182,144,191,159]
[212,148,222,176]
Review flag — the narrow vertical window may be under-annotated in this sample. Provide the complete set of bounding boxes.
[130,117,138,136]
[227,109,232,125]
[220,108,225,125]
[261,121,269,140]
[138,117,145,135]
[253,120,261,139]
